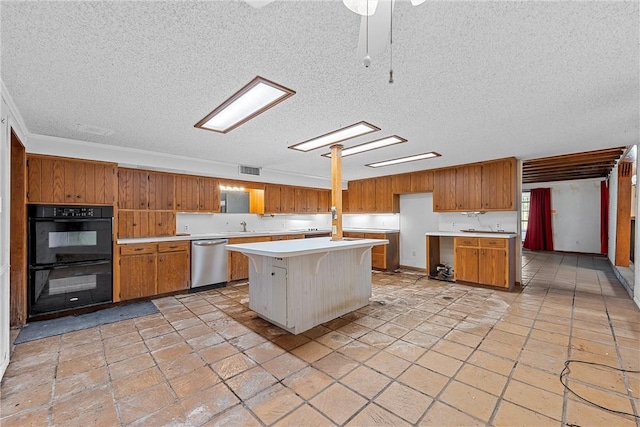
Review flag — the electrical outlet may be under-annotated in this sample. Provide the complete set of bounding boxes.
[184,224,190,232]
[412,250,416,256]
[451,222,455,228]
[496,223,501,230]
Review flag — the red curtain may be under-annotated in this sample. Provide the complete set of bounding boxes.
[523,188,554,251]
[600,180,609,254]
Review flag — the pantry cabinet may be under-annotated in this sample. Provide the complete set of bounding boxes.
[26,154,116,205]
[118,241,190,301]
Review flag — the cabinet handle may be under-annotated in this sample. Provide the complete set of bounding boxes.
[134,248,144,251]
[169,245,178,249]
[66,194,73,198]
[159,257,163,262]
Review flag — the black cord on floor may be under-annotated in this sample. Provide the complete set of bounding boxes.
[560,359,640,419]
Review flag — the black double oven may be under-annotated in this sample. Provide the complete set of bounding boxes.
[28,205,113,318]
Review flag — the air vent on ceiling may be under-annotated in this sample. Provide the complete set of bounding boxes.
[76,123,114,136]
[239,165,261,176]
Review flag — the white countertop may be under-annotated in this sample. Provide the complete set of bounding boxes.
[226,237,389,258]
[425,231,517,239]
[117,228,399,244]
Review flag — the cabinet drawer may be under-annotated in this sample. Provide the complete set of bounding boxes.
[371,244,385,255]
[480,238,506,248]
[365,233,385,240]
[158,241,190,253]
[120,243,156,255]
[455,237,479,247]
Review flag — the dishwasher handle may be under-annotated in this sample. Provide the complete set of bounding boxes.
[192,239,228,246]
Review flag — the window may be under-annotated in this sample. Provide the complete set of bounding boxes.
[521,191,530,240]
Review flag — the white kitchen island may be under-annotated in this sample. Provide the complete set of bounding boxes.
[226,237,388,334]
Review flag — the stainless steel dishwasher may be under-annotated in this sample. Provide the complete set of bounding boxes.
[191,239,229,288]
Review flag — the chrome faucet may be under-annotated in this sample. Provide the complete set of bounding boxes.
[240,221,247,232]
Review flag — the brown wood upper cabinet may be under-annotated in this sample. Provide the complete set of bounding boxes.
[433,157,516,212]
[175,174,219,212]
[264,184,282,213]
[118,168,174,210]
[410,170,434,193]
[27,154,116,205]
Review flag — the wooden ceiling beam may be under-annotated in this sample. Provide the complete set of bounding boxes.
[523,147,626,166]
[524,167,611,177]
[523,161,616,171]
[523,172,607,182]
[523,155,622,168]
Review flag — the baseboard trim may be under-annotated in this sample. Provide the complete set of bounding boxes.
[399,265,427,273]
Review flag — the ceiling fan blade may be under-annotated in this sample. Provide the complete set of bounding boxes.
[244,0,276,8]
[356,0,393,61]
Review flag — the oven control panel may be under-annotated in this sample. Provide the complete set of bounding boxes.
[29,204,114,219]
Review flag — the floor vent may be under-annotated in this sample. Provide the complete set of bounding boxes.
[239,165,261,176]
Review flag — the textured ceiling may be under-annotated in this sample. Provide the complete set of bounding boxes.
[1,0,638,182]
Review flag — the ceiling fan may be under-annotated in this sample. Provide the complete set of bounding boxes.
[347,0,426,67]
[243,0,426,68]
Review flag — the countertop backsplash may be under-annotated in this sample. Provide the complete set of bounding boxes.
[176,212,400,235]
[438,211,518,233]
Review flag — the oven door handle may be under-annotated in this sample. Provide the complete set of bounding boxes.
[31,218,112,223]
[30,259,111,270]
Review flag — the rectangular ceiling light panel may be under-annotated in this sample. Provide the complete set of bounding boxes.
[322,135,407,158]
[366,152,441,168]
[195,76,295,133]
[289,121,380,152]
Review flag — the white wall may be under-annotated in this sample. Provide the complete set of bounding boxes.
[0,83,28,380]
[608,166,619,264]
[399,194,438,269]
[524,178,603,254]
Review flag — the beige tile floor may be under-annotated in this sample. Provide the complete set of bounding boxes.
[2,251,639,426]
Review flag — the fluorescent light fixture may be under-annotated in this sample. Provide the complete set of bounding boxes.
[289,121,380,152]
[220,185,246,191]
[366,152,441,168]
[322,135,406,158]
[195,76,295,134]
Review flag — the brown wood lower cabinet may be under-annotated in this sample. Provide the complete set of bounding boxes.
[227,236,273,282]
[118,241,190,300]
[343,231,399,271]
[454,237,515,288]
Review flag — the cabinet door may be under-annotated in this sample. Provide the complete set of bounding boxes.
[65,160,85,203]
[118,169,149,209]
[481,159,515,210]
[375,176,395,212]
[86,163,116,205]
[362,180,376,212]
[306,189,319,213]
[317,190,329,213]
[479,248,507,287]
[120,254,156,300]
[175,175,199,211]
[454,247,479,282]
[281,186,296,213]
[433,168,457,211]
[150,211,176,237]
[29,156,65,203]
[118,210,150,238]
[198,177,220,212]
[392,174,412,194]
[264,185,282,213]
[157,251,190,293]
[342,190,350,213]
[148,172,174,210]
[410,170,434,193]
[348,181,363,212]
[455,165,482,211]
[229,251,250,281]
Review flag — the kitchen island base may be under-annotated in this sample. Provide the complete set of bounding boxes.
[227,237,387,335]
